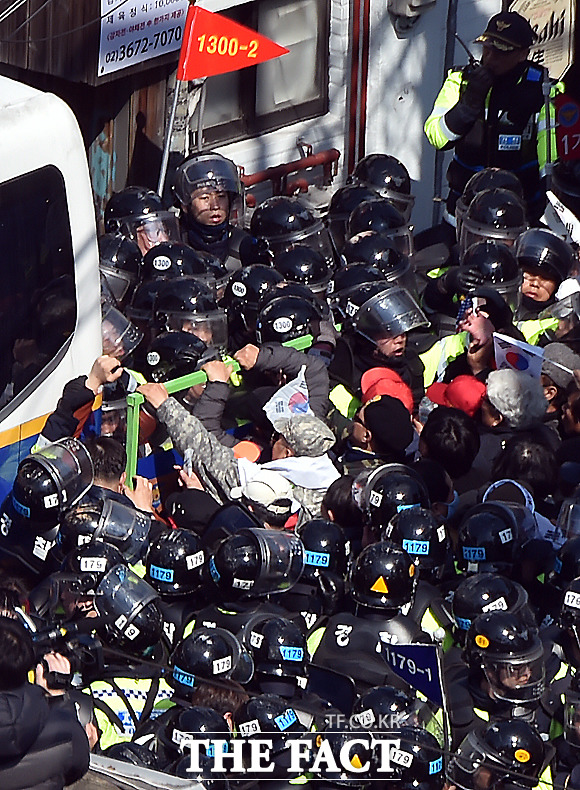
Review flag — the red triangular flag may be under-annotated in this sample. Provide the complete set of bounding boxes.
[177,6,289,81]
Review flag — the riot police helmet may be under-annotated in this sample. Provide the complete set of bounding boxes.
[153,276,228,349]
[144,528,206,598]
[239,613,307,679]
[61,541,126,597]
[95,564,163,653]
[299,518,350,582]
[349,153,415,221]
[98,233,143,307]
[386,508,450,584]
[464,611,545,703]
[104,187,180,254]
[349,540,417,611]
[347,198,414,258]
[221,264,285,332]
[447,719,545,790]
[550,536,580,592]
[255,294,323,344]
[515,227,574,287]
[355,463,430,531]
[169,626,254,696]
[459,240,522,311]
[459,188,528,258]
[143,330,215,383]
[209,527,304,599]
[452,572,533,643]
[173,150,244,226]
[353,286,429,346]
[327,183,381,252]
[101,303,144,360]
[455,168,524,242]
[250,195,336,267]
[456,502,520,575]
[142,241,228,292]
[273,245,332,295]
[342,231,417,296]
[11,438,94,529]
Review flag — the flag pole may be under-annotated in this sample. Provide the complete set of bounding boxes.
[157,0,197,197]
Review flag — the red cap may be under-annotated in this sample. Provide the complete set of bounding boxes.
[360,367,414,414]
[427,375,486,418]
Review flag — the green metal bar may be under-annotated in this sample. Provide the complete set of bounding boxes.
[123,335,313,486]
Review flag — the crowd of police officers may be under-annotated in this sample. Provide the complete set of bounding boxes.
[5,13,580,786]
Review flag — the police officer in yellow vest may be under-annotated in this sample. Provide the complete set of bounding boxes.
[425,11,559,231]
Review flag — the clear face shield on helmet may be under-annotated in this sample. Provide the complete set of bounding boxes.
[101,304,143,360]
[100,266,136,305]
[93,499,151,564]
[379,224,415,259]
[459,217,527,261]
[95,564,159,638]
[265,221,337,268]
[447,732,515,790]
[30,438,94,512]
[538,292,580,342]
[120,212,181,255]
[353,286,429,344]
[241,528,304,595]
[165,308,228,351]
[174,156,245,228]
[481,641,546,704]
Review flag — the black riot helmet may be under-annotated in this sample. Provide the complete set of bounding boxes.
[240,613,308,678]
[11,438,94,529]
[347,198,414,258]
[335,280,391,329]
[459,240,522,311]
[452,573,533,643]
[261,279,333,322]
[157,705,232,767]
[464,611,545,703]
[349,153,415,222]
[515,228,574,287]
[371,726,444,789]
[173,150,244,226]
[234,694,304,753]
[273,245,332,295]
[327,184,381,253]
[312,729,374,785]
[349,540,417,612]
[144,528,206,598]
[0,496,60,575]
[447,720,546,790]
[456,502,519,575]
[104,187,180,253]
[94,564,163,653]
[255,294,322,344]
[343,231,416,288]
[355,463,430,531]
[60,541,126,596]
[209,528,304,599]
[455,169,524,242]
[352,685,418,730]
[552,160,580,219]
[143,331,214,383]
[250,195,336,267]
[58,498,151,564]
[142,241,228,291]
[549,536,580,592]
[98,233,143,307]
[221,264,285,332]
[559,577,580,645]
[459,188,528,258]
[386,508,450,584]
[169,626,254,696]
[153,276,228,349]
[101,303,144,361]
[353,285,429,345]
[299,519,350,582]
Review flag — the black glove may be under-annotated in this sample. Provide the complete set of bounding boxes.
[438,266,485,296]
[461,65,494,109]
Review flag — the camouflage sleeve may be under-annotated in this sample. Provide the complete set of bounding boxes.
[156,396,240,496]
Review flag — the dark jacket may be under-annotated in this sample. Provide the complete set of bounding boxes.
[0,682,89,789]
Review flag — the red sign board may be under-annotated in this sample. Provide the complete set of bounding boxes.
[555,93,580,161]
[177,5,289,81]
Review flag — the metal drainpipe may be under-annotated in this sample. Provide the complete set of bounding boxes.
[432,0,459,226]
